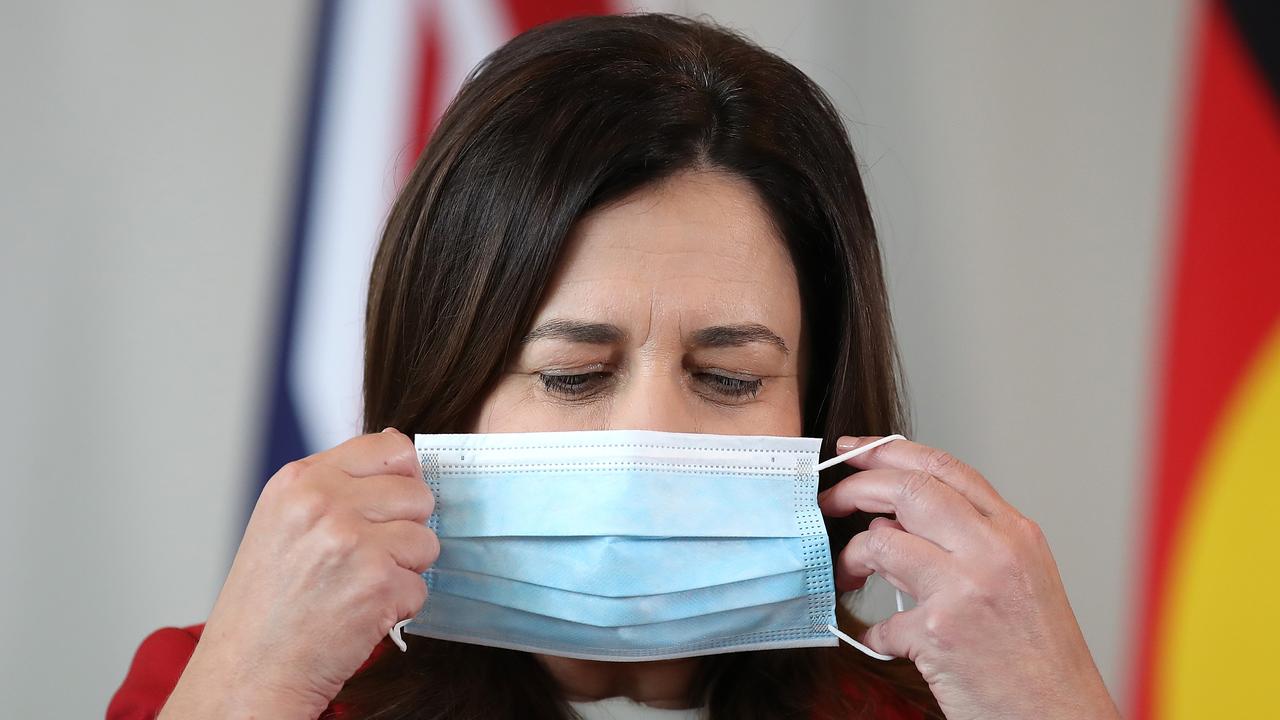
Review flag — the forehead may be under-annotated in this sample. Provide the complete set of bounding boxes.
[537,170,802,333]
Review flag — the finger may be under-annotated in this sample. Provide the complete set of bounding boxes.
[310,430,419,479]
[868,516,905,533]
[839,517,909,591]
[819,467,988,550]
[371,520,440,573]
[833,436,1006,516]
[388,567,429,626]
[836,525,950,596]
[343,473,435,522]
[859,605,924,661]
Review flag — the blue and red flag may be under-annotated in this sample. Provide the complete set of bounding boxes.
[257,0,613,502]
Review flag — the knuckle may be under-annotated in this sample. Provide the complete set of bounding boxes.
[418,484,436,516]
[379,612,401,637]
[269,459,311,493]
[375,431,415,464]
[282,486,331,529]
[922,449,960,476]
[899,470,934,503]
[864,527,897,559]
[378,565,403,593]
[882,615,920,662]
[989,515,1045,569]
[360,564,400,601]
[921,607,956,652]
[376,427,410,448]
[286,456,314,473]
[408,575,429,605]
[1013,514,1047,545]
[954,573,991,606]
[864,620,890,651]
[423,529,441,567]
[314,516,362,559]
[979,544,1034,600]
[987,540,1022,574]
[397,579,429,623]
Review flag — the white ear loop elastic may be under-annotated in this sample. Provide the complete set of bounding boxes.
[388,434,912,655]
[826,587,906,661]
[815,433,906,472]
[390,618,412,652]
[817,434,909,661]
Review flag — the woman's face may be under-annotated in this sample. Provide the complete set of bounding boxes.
[472,169,806,436]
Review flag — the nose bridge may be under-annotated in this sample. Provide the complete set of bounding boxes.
[609,364,698,434]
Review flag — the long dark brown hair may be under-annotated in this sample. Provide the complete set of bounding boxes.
[344,12,941,720]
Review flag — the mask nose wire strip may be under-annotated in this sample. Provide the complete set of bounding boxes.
[816,433,909,660]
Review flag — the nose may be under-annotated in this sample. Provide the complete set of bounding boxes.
[607,371,699,434]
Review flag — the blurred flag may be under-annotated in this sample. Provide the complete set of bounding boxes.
[257,0,612,499]
[1135,1,1280,718]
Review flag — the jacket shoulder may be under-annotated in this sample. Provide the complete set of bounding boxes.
[107,624,204,719]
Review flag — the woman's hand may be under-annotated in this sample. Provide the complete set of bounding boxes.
[818,436,1121,720]
[160,429,438,720]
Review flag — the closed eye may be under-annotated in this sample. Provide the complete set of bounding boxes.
[695,371,763,400]
[535,368,764,403]
[538,369,611,399]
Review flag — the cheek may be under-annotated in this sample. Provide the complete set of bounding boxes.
[746,378,805,436]
[469,377,538,433]
[469,375,605,433]
[688,376,804,437]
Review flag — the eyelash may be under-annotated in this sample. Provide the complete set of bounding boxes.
[697,373,763,399]
[537,370,763,401]
[538,371,610,398]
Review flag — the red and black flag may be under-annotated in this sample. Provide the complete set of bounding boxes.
[1134,1,1280,718]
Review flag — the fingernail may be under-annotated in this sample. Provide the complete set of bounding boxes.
[381,427,399,434]
[836,435,861,451]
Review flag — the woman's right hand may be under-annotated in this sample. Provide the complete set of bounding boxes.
[160,428,438,720]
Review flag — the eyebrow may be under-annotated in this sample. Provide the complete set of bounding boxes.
[523,319,626,345]
[522,319,789,354]
[691,323,790,355]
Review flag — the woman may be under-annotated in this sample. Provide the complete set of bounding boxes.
[109,13,1121,720]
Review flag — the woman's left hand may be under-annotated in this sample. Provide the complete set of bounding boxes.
[818,436,1122,720]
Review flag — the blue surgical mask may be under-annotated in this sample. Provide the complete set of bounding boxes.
[390,429,905,662]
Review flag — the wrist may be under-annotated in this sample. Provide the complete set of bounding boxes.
[1080,685,1123,720]
[161,642,327,720]
[1045,673,1122,720]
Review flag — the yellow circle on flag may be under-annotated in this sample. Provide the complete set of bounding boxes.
[1157,322,1280,718]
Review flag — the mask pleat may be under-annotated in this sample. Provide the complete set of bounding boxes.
[433,536,813,594]
[405,429,839,660]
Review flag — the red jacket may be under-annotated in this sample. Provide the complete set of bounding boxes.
[108,624,925,719]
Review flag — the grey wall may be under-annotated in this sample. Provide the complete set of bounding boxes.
[1,1,1190,716]
[1,2,311,715]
